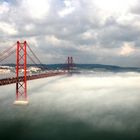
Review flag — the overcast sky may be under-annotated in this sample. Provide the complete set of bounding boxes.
[0,0,140,66]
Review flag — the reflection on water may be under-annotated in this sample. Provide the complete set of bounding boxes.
[0,73,140,140]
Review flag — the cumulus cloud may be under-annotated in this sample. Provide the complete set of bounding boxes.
[0,0,140,66]
[119,42,135,56]
[58,0,75,17]
[0,1,9,14]
[22,0,50,19]
[0,22,17,35]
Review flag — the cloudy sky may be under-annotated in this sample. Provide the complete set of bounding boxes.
[0,0,140,66]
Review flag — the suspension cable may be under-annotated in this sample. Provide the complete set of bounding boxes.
[26,43,47,70]
[0,49,15,63]
[0,43,16,58]
[27,52,42,69]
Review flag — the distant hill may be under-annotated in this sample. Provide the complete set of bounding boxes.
[75,64,140,72]
[1,63,140,72]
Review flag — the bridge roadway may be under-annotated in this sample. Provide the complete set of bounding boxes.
[0,71,66,86]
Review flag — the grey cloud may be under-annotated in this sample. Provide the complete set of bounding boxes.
[0,0,140,66]
[131,2,140,15]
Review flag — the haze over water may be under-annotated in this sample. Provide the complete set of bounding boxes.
[0,71,140,140]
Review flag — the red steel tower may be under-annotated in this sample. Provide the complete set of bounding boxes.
[67,56,73,73]
[14,41,28,105]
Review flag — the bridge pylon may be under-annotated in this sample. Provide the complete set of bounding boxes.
[67,56,74,73]
[14,41,28,105]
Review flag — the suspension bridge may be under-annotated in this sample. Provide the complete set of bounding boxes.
[0,41,74,105]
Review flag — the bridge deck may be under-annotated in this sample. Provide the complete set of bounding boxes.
[0,72,66,86]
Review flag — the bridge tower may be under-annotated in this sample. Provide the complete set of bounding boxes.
[67,56,74,73]
[14,41,28,105]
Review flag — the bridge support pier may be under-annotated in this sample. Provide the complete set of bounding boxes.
[14,41,28,105]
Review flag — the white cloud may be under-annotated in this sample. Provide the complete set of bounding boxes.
[22,0,50,19]
[119,42,135,56]
[27,37,38,47]
[0,2,9,14]
[94,0,137,13]
[81,31,95,40]
[0,22,17,35]
[93,0,138,23]
[58,7,75,17]
[45,35,61,46]
[25,24,35,31]
[58,0,75,17]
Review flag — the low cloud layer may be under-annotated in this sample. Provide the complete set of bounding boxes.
[1,0,140,66]
[0,72,140,135]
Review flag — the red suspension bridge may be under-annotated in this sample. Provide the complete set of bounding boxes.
[0,41,74,105]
